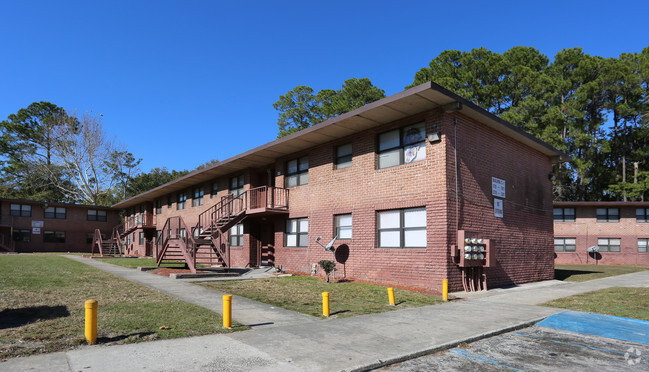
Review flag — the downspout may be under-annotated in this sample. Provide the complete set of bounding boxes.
[454,117,459,233]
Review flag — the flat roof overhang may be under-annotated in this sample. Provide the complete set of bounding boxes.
[114,82,568,209]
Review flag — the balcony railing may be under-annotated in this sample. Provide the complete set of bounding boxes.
[124,211,156,232]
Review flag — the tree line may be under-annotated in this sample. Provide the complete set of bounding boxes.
[274,47,649,201]
[0,103,197,206]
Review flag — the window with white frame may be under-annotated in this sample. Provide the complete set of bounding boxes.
[192,187,204,207]
[639,238,648,253]
[286,218,308,247]
[637,208,649,223]
[139,232,145,245]
[230,224,243,247]
[10,204,31,217]
[155,200,162,214]
[231,175,244,197]
[553,208,575,222]
[211,183,218,198]
[87,209,107,222]
[285,156,308,187]
[335,144,352,169]
[596,208,619,222]
[335,214,352,239]
[13,229,30,242]
[177,192,187,210]
[44,231,66,243]
[597,238,621,252]
[378,122,426,169]
[378,207,426,248]
[554,238,576,252]
[44,206,66,219]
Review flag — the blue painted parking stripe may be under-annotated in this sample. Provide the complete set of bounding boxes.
[537,310,649,345]
[450,349,525,371]
[511,333,649,361]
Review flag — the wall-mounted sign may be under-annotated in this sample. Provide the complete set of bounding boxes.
[494,198,503,218]
[492,177,506,198]
[32,220,44,228]
[32,227,41,234]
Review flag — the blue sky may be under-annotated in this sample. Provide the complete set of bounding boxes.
[1,1,647,173]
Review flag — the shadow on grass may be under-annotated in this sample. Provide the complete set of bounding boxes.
[330,310,350,316]
[98,332,155,343]
[0,305,70,329]
[555,268,602,281]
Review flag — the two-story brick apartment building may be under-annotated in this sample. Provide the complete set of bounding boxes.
[114,82,566,292]
[554,201,649,265]
[0,198,120,253]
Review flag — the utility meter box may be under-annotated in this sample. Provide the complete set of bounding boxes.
[452,230,495,267]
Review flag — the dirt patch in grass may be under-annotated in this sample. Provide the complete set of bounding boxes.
[541,287,649,321]
[554,264,649,282]
[199,275,443,318]
[0,255,245,359]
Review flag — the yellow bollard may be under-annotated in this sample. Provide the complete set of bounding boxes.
[322,292,330,317]
[84,299,98,344]
[443,279,449,301]
[223,295,232,329]
[387,287,395,306]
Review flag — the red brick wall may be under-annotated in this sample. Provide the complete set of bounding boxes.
[0,200,120,253]
[137,108,555,292]
[446,114,555,290]
[554,206,649,265]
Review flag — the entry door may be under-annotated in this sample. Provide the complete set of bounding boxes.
[260,223,275,266]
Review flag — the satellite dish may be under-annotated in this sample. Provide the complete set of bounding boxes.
[315,236,337,251]
[587,246,599,253]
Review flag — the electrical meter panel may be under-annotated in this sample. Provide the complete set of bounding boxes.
[451,230,495,267]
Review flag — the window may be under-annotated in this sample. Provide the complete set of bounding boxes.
[177,192,187,210]
[44,206,66,219]
[286,218,308,247]
[598,238,621,252]
[637,208,649,223]
[10,204,31,217]
[335,214,352,239]
[87,209,107,222]
[285,156,308,187]
[179,228,186,239]
[378,207,426,248]
[211,183,218,198]
[230,223,243,247]
[44,231,65,243]
[192,187,204,207]
[639,238,648,253]
[230,175,245,197]
[553,208,575,222]
[86,232,107,244]
[167,195,174,208]
[155,200,162,214]
[378,122,426,169]
[596,208,619,222]
[335,144,352,169]
[12,230,30,242]
[139,232,145,245]
[554,238,576,252]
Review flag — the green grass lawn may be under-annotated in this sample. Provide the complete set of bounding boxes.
[542,287,649,321]
[199,276,443,318]
[554,264,649,282]
[0,255,245,359]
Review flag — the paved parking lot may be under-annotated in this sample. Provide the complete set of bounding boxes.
[382,311,649,371]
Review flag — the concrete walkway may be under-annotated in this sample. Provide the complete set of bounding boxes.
[2,258,649,372]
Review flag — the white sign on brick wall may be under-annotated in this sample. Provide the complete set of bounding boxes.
[494,198,503,218]
[32,220,44,228]
[32,227,41,234]
[492,177,506,198]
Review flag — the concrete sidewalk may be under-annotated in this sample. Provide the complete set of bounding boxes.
[2,259,649,372]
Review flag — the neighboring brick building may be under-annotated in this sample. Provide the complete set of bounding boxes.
[554,201,649,265]
[114,82,565,292]
[0,198,120,253]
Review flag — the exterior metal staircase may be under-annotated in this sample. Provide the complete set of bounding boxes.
[0,234,14,252]
[156,186,289,273]
[91,228,122,256]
